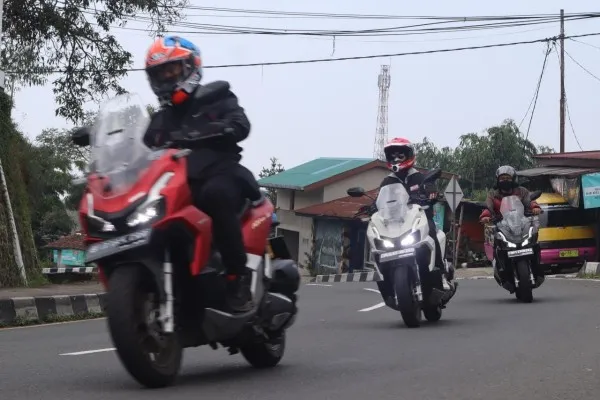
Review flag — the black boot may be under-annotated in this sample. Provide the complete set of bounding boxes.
[225,272,254,314]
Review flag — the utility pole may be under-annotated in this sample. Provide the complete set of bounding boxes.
[559,9,566,153]
[0,0,28,285]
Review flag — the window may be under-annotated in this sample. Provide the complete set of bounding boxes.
[539,206,591,228]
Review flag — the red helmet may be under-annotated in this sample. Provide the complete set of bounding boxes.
[384,137,416,173]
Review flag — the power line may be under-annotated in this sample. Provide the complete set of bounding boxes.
[563,48,600,83]
[519,44,551,129]
[7,31,600,75]
[552,42,584,151]
[523,43,551,142]
[565,97,584,150]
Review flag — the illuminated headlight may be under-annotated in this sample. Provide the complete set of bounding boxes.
[400,235,416,246]
[497,232,516,248]
[382,239,395,248]
[127,199,163,227]
[521,227,534,247]
[101,222,116,232]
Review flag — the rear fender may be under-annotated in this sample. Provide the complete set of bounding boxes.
[152,205,213,276]
[242,200,274,255]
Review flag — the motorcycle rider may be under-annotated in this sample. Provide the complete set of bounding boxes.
[479,165,542,274]
[142,35,261,314]
[378,137,451,282]
[479,165,542,224]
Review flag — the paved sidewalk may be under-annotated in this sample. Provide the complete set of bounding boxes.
[0,281,105,299]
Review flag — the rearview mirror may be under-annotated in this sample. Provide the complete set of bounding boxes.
[423,168,442,183]
[530,190,542,201]
[347,187,366,197]
[72,126,91,147]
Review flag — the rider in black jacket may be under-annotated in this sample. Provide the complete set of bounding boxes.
[142,35,261,314]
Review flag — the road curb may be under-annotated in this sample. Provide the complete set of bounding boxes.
[309,273,584,283]
[577,261,600,277]
[0,293,106,327]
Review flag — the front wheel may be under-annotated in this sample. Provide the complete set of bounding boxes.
[423,306,442,322]
[393,267,422,328]
[106,265,183,388]
[515,260,534,303]
[240,329,286,368]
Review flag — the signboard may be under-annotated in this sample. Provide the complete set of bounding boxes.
[53,249,86,267]
[582,172,600,209]
[443,176,463,212]
[433,202,445,230]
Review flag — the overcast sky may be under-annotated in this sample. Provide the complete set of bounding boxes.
[13,0,600,176]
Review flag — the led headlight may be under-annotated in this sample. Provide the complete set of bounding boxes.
[496,231,517,248]
[127,199,164,227]
[382,239,395,248]
[401,234,416,246]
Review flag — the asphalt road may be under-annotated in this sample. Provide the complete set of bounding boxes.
[1,279,600,400]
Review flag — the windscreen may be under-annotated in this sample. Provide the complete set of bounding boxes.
[89,93,153,197]
[376,183,409,224]
[498,195,530,237]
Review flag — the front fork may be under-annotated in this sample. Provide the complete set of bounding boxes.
[159,249,175,333]
[411,263,423,302]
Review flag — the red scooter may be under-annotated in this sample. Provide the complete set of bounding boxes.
[71,82,299,388]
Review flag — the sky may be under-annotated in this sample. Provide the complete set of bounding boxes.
[11,0,600,176]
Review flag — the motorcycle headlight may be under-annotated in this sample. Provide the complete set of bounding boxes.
[127,198,165,228]
[521,227,534,247]
[496,231,517,248]
[401,234,416,246]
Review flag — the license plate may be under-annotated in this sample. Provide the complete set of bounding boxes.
[379,247,415,262]
[507,248,534,258]
[86,228,152,262]
[559,249,579,258]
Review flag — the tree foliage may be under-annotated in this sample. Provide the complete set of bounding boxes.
[259,157,285,204]
[413,119,555,199]
[2,0,187,123]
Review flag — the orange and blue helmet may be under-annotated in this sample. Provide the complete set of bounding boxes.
[144,35,203,106]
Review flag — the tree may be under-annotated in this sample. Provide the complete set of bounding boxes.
[2,0,187,123]
[259,157,285,204]
[412,119,555,199]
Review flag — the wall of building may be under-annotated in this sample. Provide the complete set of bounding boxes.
[276,209,315,267]
[323,167,388,202]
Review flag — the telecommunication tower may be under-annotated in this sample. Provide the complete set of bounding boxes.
[373,65,391,160]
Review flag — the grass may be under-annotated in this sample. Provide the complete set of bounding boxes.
[0,311,105,329]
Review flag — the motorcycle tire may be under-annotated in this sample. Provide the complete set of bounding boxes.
[107,265,183,388]
[515,260,534,303]
[393,267,422,328]
[423,306,442,322]
[240,329,286,368]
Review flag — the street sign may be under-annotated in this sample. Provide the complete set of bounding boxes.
[444,176,463,212]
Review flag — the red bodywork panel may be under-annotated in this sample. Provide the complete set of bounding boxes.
[78,148,274,287]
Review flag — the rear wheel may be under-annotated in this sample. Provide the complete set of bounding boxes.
[106,265,182,388]
[393,267,422,328]
[240,330,286,368]
[515,260,533,303]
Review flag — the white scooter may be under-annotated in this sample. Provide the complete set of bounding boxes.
[347,169,458,328]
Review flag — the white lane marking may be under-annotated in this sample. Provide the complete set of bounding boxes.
[359,302,385,312]
[306,283,332,287]
[60,347,115,356]
[363,288,380,294]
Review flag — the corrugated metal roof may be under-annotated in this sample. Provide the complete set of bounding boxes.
[517,166,600,177]
[535,151,600,160]
[258,157,377,190]
[295,189,485,219]
[294,188,379,218]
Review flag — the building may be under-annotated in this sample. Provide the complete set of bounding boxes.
[258,157,462,274]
